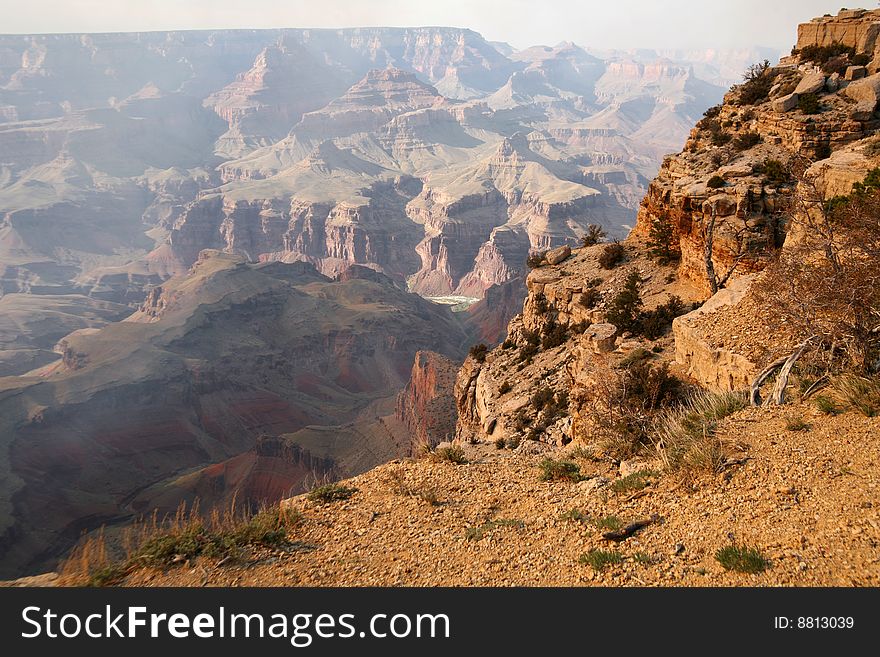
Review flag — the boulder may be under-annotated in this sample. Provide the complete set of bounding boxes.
[850,99,877,121]
[702,194,737,217]
[584,323,617,353]
[826,72,840,92]
[844,73,880,108]
[794,72,826,95]
[771,92,799,112]
[845,65,867,81]
[719,163,753,179]
[545,244,571,265]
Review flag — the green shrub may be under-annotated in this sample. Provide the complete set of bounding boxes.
[798,93,820,115]
[579,549,623,571]
[591,515,623,531]
[784,414,811,432]
[580,224,606,247]
[468,343,488,363]
[610,469,659,494]
[526,251,546,269]
[736,60,774,105]
[466,519,524,541]
[605,271,642,332]
[618,347,652,369]
[636,295,687,339]
[814,395,839,415]
[538,458,581,482]
[308,483,357,504]
[646,214,680,265]
[433,445,468,464]
[760,158,789,184]
[598,241,625,269]
[797,43,855,65]
[732,132,761,151]
[715,544,770,573]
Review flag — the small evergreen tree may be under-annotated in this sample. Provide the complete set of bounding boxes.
[605,271,643,332]
[646,214,680,265]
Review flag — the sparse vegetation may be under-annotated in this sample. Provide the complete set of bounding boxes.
[62,502,303,586]
[432,445,468,464]
[538,458,581,482]
[655,390,748,473]
[814,395,840,415]
[732,132,761,151]
[579,287,601,309]
[736,59,774,106]
[580,224,607,247]
[598,241,625,269]
[755,168,880,374]
[309,483,357,504]
[526,251,546,269]
[468,343,489,363]
[579,549,623,571]
[831,374,880,416]
[610,469,659,493]
[465,518,524,541]
[633,552,658,566]
[591,515,623,531]
[618,347,652,369]
[560,508,591,524]
[784,414,811,432]
[715,544,770,573]
[798,92,820,115]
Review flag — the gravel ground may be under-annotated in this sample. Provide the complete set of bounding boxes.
[121,403,880,587]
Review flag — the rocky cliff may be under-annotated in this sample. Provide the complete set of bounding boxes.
[454,7,880,451]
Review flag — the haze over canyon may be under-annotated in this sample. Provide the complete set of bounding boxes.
[0,26,778,576]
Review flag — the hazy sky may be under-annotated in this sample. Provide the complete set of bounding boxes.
[0,1,850,50]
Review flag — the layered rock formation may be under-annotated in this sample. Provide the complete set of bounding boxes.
[396,351,460,450]
[450,8,880,464]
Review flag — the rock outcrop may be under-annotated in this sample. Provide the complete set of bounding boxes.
[396,351,460,450]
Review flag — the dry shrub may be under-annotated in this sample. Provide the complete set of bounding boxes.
[579,356,682,459]
[655,390,747,473]
[61,499,302,586]
[753,169,880,373]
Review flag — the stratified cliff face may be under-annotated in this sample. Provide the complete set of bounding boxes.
[635,9,880,294]
[0,251,470,578]
[395,351,460,450]
[0,28,727,339]
[453,9,880,451]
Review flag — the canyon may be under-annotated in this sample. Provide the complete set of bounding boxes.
[0,22,825,580]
